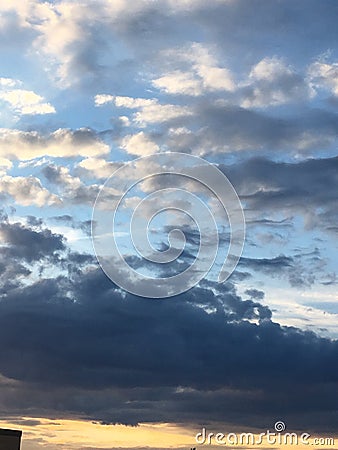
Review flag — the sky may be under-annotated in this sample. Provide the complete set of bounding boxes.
[0,0,338,448]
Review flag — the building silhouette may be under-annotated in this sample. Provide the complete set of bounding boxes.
[0,428,22,449]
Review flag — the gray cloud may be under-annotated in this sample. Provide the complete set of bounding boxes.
[223,155,338,231]
[0,220,65,263]
[0,228,337,432]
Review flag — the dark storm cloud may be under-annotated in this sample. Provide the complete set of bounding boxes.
[26,215,44,228]
[245,288,265,301]
[0,250,337,432]
[240,255,293,271]
[220,155,338,231]
[0,216,335,432]
[0,214,95,295]
[0,219,65,263]
[225,155,338,203]
[246,217,294,228]
[239,251,326,288]
[0,215,65,299]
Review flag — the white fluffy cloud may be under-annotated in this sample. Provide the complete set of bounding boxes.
[0,76,55,116]
[0,77,20,88]
[77,158,122,179]
[0,128,109,161]
[152,43,235,96]
[196,65,235,92]
[31,2,93,87]
[95,95,154,109]
[0,157,12,176]
[309,61,338,96]
[120,132,159,156]
[0,175,61,207]
[152,70,202,96]
[95,95,192,126]
[249,57,290,81]
[0,89,55,115]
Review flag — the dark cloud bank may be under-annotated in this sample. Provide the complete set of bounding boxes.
[0,214,337,434]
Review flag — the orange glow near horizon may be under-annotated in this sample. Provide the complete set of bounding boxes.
[0,417,194,449]
[0,417,336,450]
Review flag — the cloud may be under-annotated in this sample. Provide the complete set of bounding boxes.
[0,219,65,263]
[0,89,55,115]
[0,77,20,88]
[153,67,235,96]
[163,102,338,155]
[0,128,109,161]
[42,164,120,206]
[27,1,184,87]
[0,157,12,176]
[95,95,154,108]
[42,164,82,190]
[26,0,202,89]
[95,95,193,126]
[198,65,235,92]
[0,254,336,432]
[31,1,104,88]
[245,288,265,300]
[0,213,68,297]
[0,75,55,121]
[77,158,122,179]
[240,255,293,271]
[223,155,338,231]
[309,60,338,96]
[152,43,235,96]
[152,70,203,96]
[241,57,312,107]
[120,131,159,156]
[239,254,323,288]
[0,175,60,207]
[1,0,338,94]
[250,57,290,82]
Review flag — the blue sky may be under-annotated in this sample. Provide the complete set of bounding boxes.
[0,1,337,448]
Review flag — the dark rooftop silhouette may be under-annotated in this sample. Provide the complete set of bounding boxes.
[0,428,22,450]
